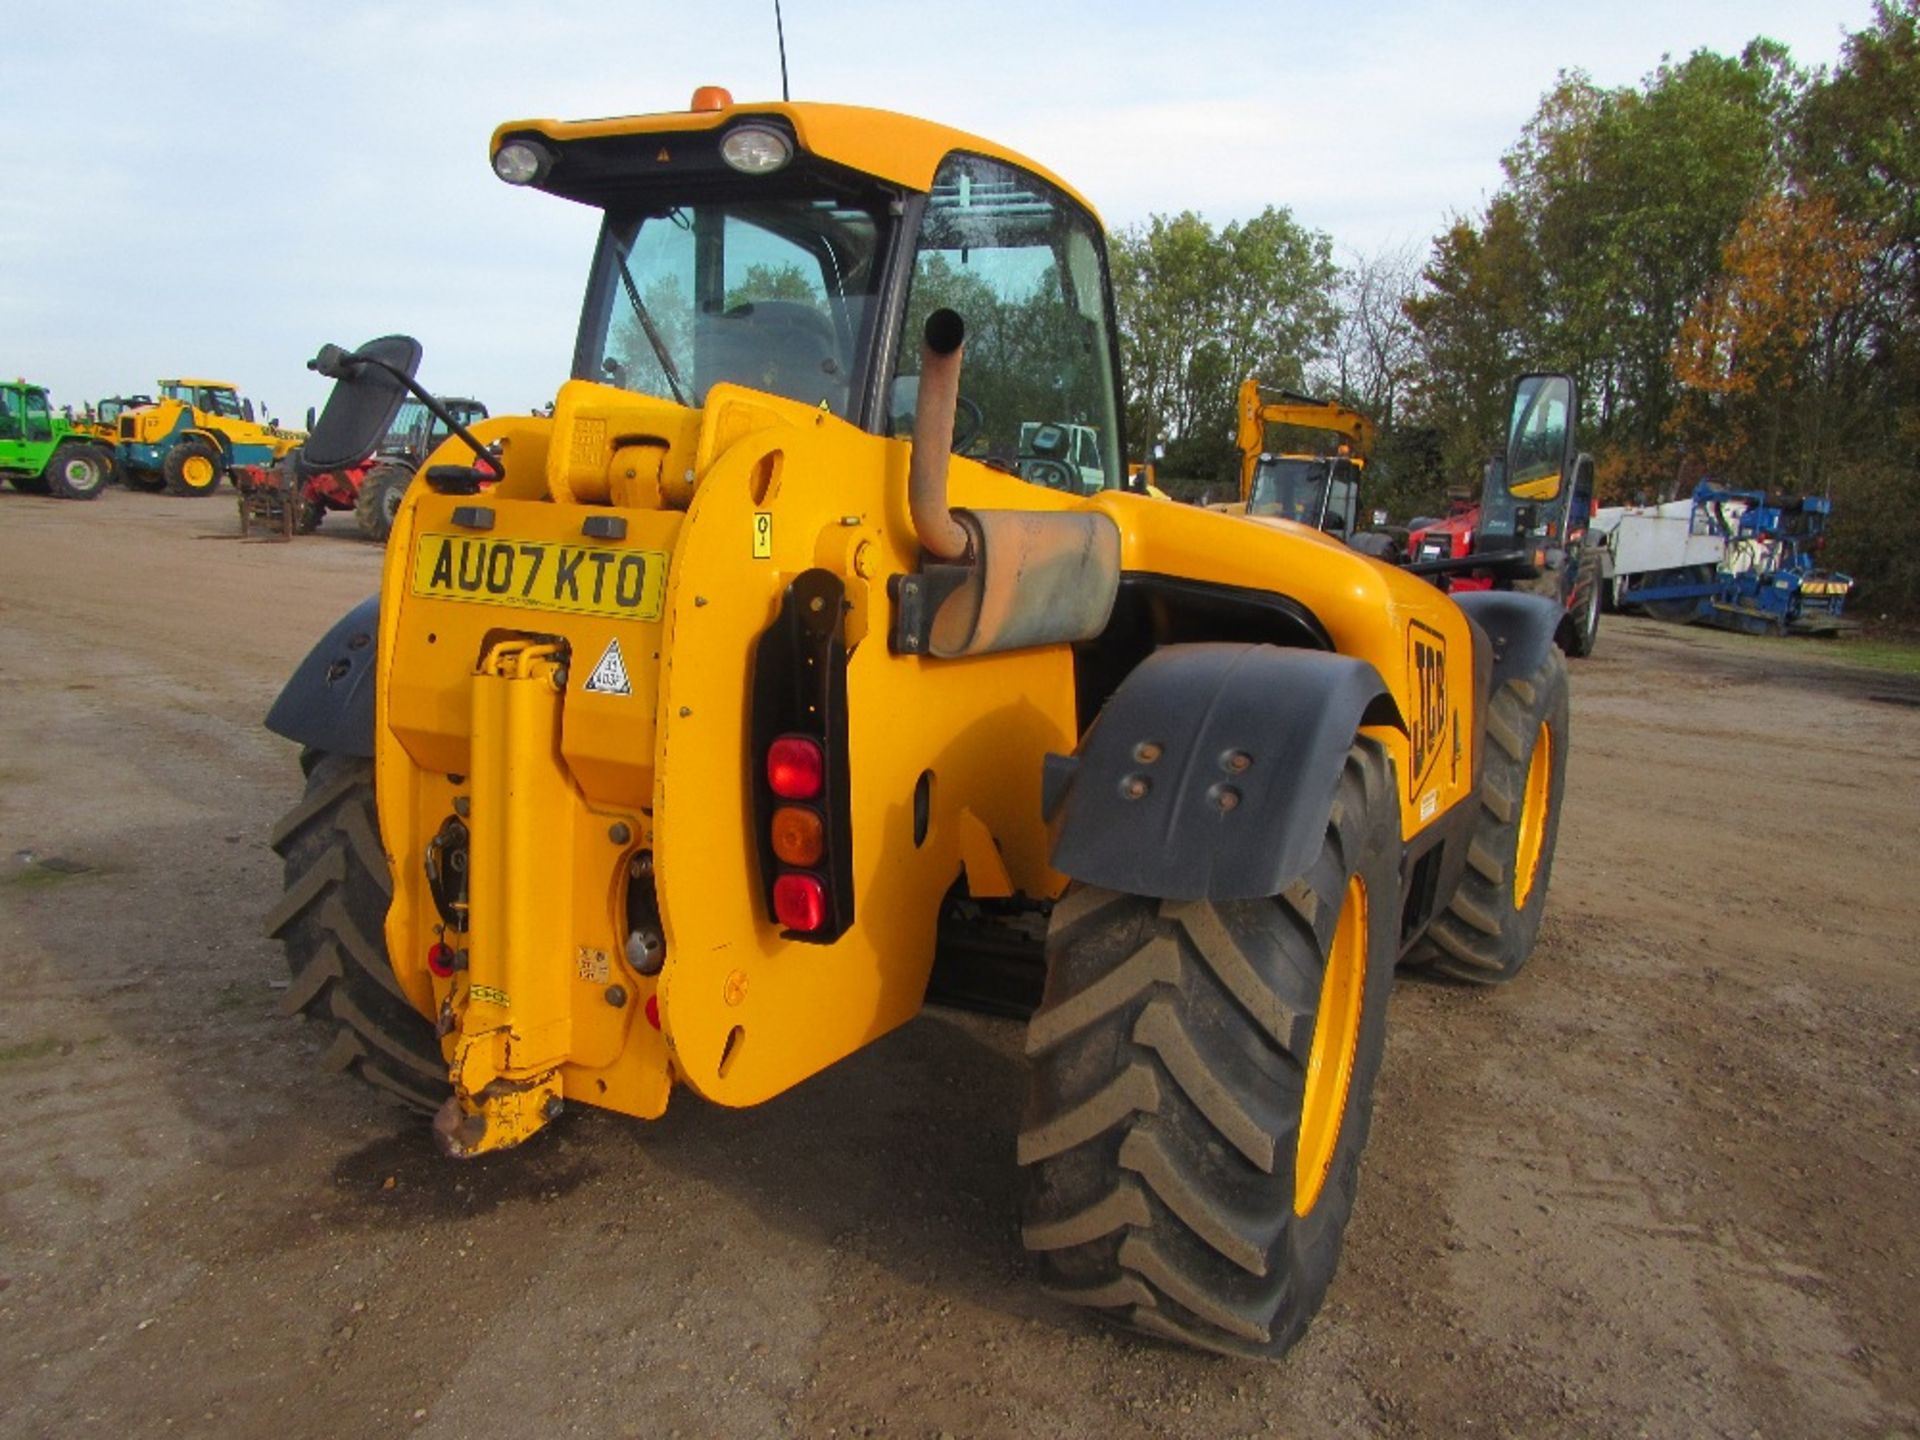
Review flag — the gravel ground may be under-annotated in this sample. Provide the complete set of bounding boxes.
[2,487,1916,1439]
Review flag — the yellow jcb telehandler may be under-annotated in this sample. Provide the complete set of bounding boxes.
[265,88,1572,1360]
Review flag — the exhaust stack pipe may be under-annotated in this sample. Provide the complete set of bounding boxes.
[909,308,973,562]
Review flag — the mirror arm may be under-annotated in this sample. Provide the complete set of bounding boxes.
[339,355,503,480]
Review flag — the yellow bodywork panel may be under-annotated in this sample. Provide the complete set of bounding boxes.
[374,387,1080,1133]
[1088,495,1475,835]
[370,378,1469,1140]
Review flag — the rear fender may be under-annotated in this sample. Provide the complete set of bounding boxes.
[265,597,379,757]
[1045,643,1400,901]
[1451,590,1559,689]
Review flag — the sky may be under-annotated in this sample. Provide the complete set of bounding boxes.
[4,0,1878,423]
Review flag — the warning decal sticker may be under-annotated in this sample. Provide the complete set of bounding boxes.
[583,637,633,696]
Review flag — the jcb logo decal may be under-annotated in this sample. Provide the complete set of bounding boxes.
[411,532,668,622]
[1408,621,1447,797]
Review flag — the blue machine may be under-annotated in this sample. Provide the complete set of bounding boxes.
[1613,482,1854,636]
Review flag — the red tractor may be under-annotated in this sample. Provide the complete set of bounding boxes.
[1406,374,1604,658]
[236,394,489,540]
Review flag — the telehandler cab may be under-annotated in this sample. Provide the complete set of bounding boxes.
[266,89,1572,1360]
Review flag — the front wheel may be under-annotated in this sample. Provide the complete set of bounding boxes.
[1420,648,1570,983]
[162,439,223,497]
[47,445,109,500]
[1018,739,1400,1358]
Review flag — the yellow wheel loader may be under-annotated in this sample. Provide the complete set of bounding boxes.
[265,89,1574,1360]
[116,379,301,496]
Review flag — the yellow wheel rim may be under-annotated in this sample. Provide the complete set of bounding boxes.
[1513,721,1552,911]
[182,454,215,489]
[1295,874,1367,1217]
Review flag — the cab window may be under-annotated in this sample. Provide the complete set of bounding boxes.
[23,390,52,442]
[0,387,21,439]
[587,196,886,417]
[891,153,1121,490]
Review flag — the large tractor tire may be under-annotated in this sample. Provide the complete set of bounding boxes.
[1420,648,1569,984]
[1562,556,1602,658]
[354,463,414,542]
[46,445,109,501]
[162,439,223,497]
[1019,739,1400,1359]
[266,752,448,1112]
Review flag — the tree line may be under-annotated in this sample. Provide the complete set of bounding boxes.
[1114,0,1919,612]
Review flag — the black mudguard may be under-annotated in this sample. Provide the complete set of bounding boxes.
[1452,590,1560,690]
[265,596,379,758]
[1045,643,1400,902]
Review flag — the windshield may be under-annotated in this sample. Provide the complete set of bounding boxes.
[578,192,891,417]
[1250,458,1331,523]
[384,399,439,455]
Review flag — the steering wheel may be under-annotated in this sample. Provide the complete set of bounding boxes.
[1022,457,1078,491]
[952,395,984,453]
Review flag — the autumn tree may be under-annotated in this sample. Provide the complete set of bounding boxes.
[1670,190,1876,486]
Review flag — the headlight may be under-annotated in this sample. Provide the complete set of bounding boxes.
[720,125,793,175]
[493,141,548,186]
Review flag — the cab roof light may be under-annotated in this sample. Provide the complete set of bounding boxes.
[721,124,793,176]
[493,140,551,186]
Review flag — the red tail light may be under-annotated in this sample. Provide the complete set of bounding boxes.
[767,735,824,799]
[772,872,828,931]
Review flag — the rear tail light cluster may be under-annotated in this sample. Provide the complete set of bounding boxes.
[766,735,829,929]
[750,570,854,942]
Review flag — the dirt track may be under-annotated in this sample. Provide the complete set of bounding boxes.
[2,487,1917,1439]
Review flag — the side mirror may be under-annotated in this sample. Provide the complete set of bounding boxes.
[305,406,317,430]
[1503,373,1576,504]
[303,335,423,472]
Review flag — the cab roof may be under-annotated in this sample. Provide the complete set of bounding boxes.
[159,378,239,389]
[490,95,1100,224]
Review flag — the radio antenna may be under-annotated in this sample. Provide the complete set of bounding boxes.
[775,0,791,100]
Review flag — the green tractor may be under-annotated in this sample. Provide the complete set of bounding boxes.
[0,379,113,500]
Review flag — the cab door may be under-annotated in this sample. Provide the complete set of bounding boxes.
[0,387,26,471]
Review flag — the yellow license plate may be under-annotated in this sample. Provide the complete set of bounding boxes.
[411,531,668,621]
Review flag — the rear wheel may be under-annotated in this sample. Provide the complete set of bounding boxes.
[1420,648,1569,984]
[46,445,109,500]
[1018,739,1400,1358]
[162,439,222,497]
[354,463,414,541]
[266,751,447,1112]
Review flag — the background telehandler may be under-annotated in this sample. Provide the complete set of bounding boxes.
[1,379,113,500]
[266,89,1573,1360]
